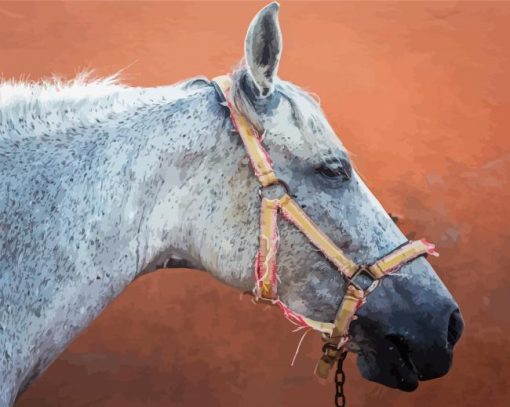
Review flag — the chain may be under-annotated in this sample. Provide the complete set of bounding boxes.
[335,351,348,407]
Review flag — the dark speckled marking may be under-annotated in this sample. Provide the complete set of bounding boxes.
[0,3,461,404]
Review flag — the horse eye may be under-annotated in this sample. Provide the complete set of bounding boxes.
[316,157,352,181]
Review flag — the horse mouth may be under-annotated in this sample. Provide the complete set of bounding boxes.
[386,334,420,391]
[356,335,420,392]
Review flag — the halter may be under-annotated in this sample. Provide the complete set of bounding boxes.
[212,75,438,380]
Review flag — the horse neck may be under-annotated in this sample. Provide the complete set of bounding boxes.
[51,84,227,278]
[127,86,236,275]
[1,82,233,398]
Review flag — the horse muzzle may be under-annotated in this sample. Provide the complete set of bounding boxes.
[351,259,465,391]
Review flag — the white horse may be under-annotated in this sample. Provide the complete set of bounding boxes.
[0,3,463,406]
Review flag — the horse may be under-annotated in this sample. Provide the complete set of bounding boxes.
[0,2,463,406]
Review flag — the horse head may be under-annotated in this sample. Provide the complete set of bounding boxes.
[170,2,463,391]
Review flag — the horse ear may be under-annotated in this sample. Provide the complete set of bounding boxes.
[244,2,282,98]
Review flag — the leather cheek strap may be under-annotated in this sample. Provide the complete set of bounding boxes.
[254,197,280,299]
[213,75,278,187]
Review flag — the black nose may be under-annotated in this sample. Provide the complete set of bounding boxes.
[406,307,464,381]
[447,308,464,347]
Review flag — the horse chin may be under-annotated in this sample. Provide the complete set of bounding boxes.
[356,346,420,392]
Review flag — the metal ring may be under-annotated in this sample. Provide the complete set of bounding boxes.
[364,279,381,296]
[258,179,291,200]
[347,265,376,292]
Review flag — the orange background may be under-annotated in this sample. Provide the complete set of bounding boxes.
[1,1,509,406]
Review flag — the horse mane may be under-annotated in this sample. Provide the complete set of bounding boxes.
[0,71,124,113]
[0,71,209,141]
[0,65,345,160]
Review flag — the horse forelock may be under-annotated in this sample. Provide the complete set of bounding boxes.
[229,65,348,161]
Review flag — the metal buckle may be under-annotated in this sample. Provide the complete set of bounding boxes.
[348,265,377,292]
[258,179,291,200]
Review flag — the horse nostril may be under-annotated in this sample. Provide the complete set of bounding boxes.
[447,308,464,347]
